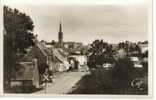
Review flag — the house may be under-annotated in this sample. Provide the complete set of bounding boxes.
[112,44,119,50]
[13,39,70,86]
[50,48,70,72]
[138,42,148,54]
[33,40,70,73]
[64,42,83,49]
[130,56,143,68]
[68,55,88,71]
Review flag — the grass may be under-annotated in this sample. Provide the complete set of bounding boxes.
[68,67,148,95]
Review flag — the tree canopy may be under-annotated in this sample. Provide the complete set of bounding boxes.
[88,39,115,68]
[4,6,35,54]
[4,6,35,87]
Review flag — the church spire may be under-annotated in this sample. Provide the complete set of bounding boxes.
[59,21,62,32]
[58,21,63,48]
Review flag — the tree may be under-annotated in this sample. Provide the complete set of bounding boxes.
[112,56,134,91]
[118,41,130,53]
[88,39,115,68]
[4,6,35,88]
[4,6,35,53]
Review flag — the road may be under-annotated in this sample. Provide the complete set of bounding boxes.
[34,71,89,94]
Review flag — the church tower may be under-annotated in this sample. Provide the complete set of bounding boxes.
[58,22,63,48]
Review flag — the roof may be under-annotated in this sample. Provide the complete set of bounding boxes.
[53,49,67,63]
[21,40,68,64]
[36,40,47,57]
[130,57,139,62]
[57,49,68,57]
[37,41,67,63]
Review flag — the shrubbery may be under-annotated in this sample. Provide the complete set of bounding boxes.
[71,56,148,94]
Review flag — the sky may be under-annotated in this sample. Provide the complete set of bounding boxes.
[3,0,149,44]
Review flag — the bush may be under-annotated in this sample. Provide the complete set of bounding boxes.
[112,57,134,89]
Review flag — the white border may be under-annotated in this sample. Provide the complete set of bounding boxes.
[0,0,4,97]
[0,0,153,98]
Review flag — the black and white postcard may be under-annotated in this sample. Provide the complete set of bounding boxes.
[0,0,153,98]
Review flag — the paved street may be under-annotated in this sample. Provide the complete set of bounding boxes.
[34,71,89,94]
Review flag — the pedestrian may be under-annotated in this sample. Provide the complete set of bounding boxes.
[70,59,74,70]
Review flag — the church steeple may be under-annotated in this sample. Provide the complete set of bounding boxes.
[59,22,62,32]
[58,21,63,48]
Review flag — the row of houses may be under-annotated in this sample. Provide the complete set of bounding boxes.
[11,38,89,88]
[117,42,148,68]
[97,41,148,69]
[10,39,71,88]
